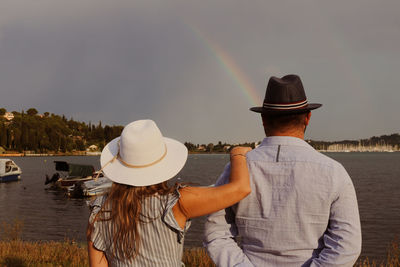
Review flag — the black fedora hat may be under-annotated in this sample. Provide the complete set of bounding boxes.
[250,74,322,114]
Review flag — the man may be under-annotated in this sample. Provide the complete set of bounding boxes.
[204,74,361,266]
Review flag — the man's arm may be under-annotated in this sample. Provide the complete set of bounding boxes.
[203,164,254,267]
[310,167,362,267]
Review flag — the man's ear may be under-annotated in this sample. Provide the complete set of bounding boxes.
[261,114,266,128]
[305,111,311,126]
[261,114,269,136]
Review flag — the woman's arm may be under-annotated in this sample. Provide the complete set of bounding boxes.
[173,146,251,228]
[88,240,108,267]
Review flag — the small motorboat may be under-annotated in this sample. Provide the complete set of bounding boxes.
[45,161,96,188]
[68,176,111,198]
[0,159,22,182]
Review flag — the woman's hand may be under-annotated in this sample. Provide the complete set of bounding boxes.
[229,146,252,187]
[230,146,252,158]
[172,146,252,228]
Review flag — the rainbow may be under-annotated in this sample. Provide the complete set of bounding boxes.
[189,26,262,106]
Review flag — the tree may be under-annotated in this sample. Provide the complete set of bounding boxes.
[104,126,113,143]
[6,128,12,149]
[206,143,214,152]
[75,139,85,151]
[94,121,104,141]
[13,128,22,151]
[0,108,6,116]
[59,136,67,152]
[0,110,132,152]
[27,108,38,116]
[0,123,6,147]
[28,128,38,152]
[184,142,196,151]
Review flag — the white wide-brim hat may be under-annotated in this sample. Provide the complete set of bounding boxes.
[100,120,188,186]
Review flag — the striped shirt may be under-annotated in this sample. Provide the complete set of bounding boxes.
[89,187,190,267]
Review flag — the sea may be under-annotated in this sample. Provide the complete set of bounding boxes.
[1,152,399,262]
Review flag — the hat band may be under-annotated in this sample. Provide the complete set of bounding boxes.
[263,100,308,110]
[115,140,168,168]
[116,145,167,168]
[95,144,167,180]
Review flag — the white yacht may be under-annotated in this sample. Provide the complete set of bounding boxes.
[0,159,22,182]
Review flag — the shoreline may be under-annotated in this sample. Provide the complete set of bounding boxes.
[0,152,101,157]
[1,150,399,157]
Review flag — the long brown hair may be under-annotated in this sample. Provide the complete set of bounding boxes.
[87,181,177,261]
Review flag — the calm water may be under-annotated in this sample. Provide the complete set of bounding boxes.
[1,153,399,261]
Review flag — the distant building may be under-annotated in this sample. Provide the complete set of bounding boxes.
[197,145,206,151]
[223,145,231,151]
[3,112,14,121]
[87,144,99,152]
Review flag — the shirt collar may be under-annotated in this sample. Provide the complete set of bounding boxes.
[260,136,313,149]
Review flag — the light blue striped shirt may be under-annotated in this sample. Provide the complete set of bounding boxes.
[90,187,190,267]
[204,136,361,266]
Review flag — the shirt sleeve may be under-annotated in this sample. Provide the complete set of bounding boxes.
[203,163,254,267]
[162,185,191,243]
[89,195,108,251]
[310,165,362,267]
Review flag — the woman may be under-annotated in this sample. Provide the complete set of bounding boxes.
[87,119,251,266]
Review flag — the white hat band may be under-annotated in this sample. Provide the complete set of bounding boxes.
[263,100,308,110]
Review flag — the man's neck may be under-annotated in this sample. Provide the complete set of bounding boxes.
[266,130,305,139]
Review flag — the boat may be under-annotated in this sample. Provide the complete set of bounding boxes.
[68,176,112,198]
[81,176,111,196]
[45,161,96,188]
[0,159,22,182]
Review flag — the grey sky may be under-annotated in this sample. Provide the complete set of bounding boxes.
[1,0,399,143]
